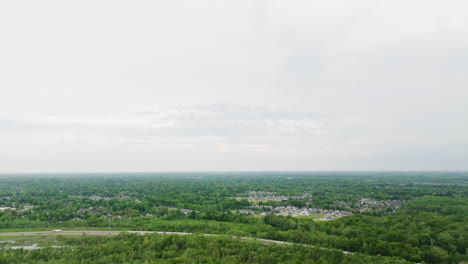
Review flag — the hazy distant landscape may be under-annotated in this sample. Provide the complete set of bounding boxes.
[2,0,468,263]
[0,172,466,263]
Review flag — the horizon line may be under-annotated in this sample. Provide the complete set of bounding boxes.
[1,170,467,175]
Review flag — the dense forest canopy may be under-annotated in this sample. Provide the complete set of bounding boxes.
[0,172,466,263]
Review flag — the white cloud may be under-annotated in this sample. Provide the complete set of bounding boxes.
[0,0,467,172]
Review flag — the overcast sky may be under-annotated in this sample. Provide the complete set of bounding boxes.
[1,0,467,173]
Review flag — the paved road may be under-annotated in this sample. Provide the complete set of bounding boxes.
[0,230,352,255]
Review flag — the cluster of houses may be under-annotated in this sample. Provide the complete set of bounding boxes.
[151,206,193,215]
[68,195,113,201]
[355,198,406,212]
[236,191,310,202]
[232,191,407,219]
[331,198,406,211]
[0,204,36,212]
[239,205,352,220]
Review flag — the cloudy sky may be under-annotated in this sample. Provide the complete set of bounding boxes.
[1,0,467,172]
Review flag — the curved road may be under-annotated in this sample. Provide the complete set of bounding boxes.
[0,230,352,255]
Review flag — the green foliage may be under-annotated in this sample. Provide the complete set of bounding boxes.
[0,234,412,264]
[0,172,466,263]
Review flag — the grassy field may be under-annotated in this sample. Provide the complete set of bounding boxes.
[0,227,130,233]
